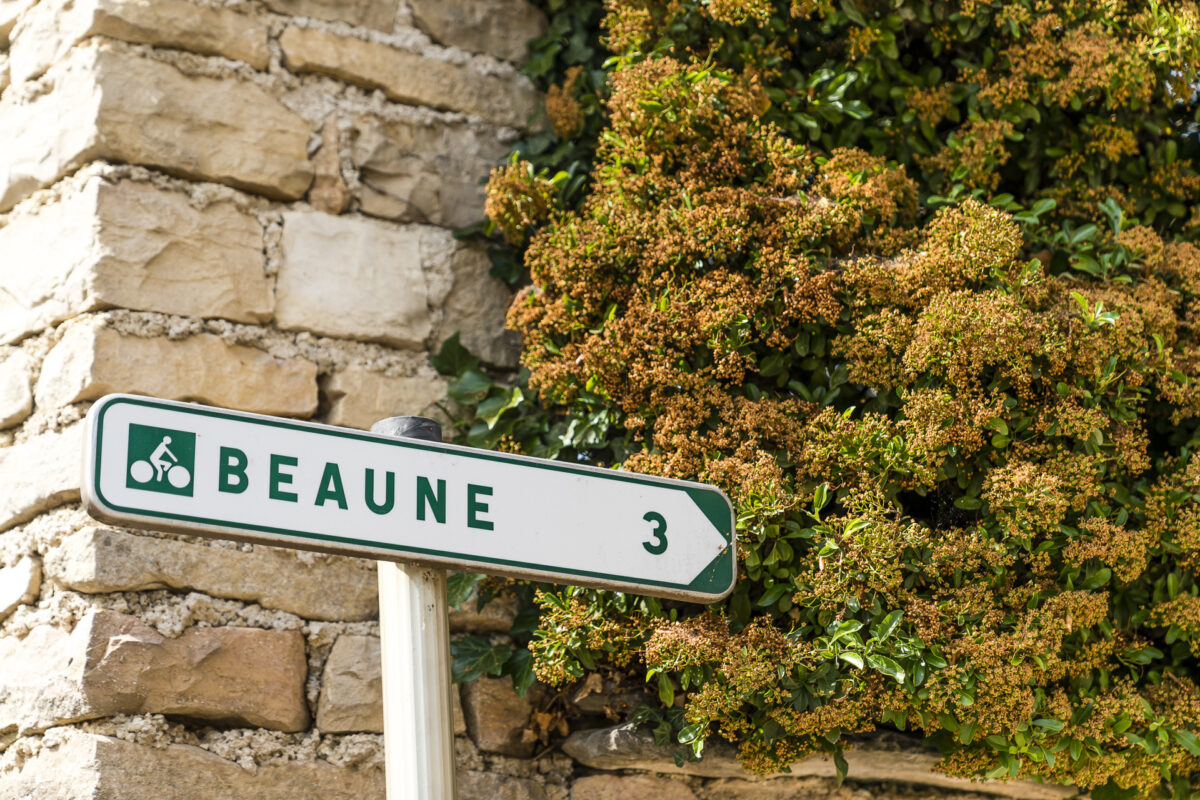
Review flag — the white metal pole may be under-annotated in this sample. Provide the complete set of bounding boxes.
[372,416,456,800]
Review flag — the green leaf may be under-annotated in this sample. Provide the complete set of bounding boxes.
[1034,718,1065,733]
[449,369,493,404]
[678,722,705,744]
[451,636,509,683]
[839,651,865,669]
[658,672,675,706]
[476,387,525,429]
[1173,729,1200,756]
[831,619,864,642]
[871,609,903,642]
[833,748,849,785]
[839,0,867,25]
[447,573,484,609]
[430,332,479,376]
[504,649,536,698]
[866,653,906,683]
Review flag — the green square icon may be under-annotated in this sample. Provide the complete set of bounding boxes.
[126,424,196,496]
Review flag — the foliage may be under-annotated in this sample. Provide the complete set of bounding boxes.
[464,0,1200,795]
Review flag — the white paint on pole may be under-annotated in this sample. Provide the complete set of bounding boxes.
[82,394,737,602]
[378,561,456,800]
[373,415,456,800]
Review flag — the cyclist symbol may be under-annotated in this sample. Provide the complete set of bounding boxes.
[129,435,192,489]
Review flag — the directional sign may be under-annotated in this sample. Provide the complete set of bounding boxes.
[82,394,736,602]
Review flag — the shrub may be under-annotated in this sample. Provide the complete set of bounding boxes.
[471,1,1200,795]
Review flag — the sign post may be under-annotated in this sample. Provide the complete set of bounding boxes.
[81,393,738,799]
[371,415,456,800]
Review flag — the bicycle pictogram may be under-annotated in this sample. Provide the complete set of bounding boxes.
[125,424,196,496]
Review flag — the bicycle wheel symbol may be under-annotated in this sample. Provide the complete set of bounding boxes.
[166,465,191,488]
[129,460,191,489]
[129,459,154,484]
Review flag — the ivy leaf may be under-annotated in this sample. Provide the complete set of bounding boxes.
[449,370,493,404]
[504,649,536,698]
[431,332,479,376]
[450,636,508,683]
[447,573,484,609]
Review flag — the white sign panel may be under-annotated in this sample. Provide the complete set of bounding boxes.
[82,395,736,602]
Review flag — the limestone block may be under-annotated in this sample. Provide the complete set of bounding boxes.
[0,555,41,622]
[45,527,377,621]
[572,775,698,800]
[310,117,351,215]
[0,45,313,212]
[315,634,467,734]
[348,114,509,229]
[449,590,518,634]
[10,0,269,84]
[0,0,33,42]
[323,368,448,430]
[0,609,310,736]
[316,634,382,733]
[441,247,521,367]
[0,423,82,531]
[562,724,1076,799]
[276,211,454,347]
[0,730,383,799]
[34,323,318,417]
[458,771,549,800]
[0,178,272,343]
[461,676,534,757]
[409,0,547,64]
[264,0,398,32]
[0,351,33,428]
[279,26,540,128]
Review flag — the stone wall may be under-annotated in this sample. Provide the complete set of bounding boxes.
[0,2,1075,799]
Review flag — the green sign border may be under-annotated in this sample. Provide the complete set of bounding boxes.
[85,395,737,602]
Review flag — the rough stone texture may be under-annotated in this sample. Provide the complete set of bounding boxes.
[459,770,550,800]
[316,634,383,733]
[461,676,535,757]
[34,323,318,417]
[0,45,313,212]
[315,634,467,734]
[323,368,448,430]
[0,0,32,42]
[561,725,1075,800]
[449,590,518,634]
[0,730,383,799]
[0,556,40,622]
[279,26,540,128]
[0,423,83,531]
[409,0,546,64]
[0,352,32,428]
[264,0,398,31]
[276,211,453,348]
[572,774,698,800]
[44,527,377,621]
[0,177,272,344]
[0,609,309,737]
[10,0,269,83]
[442,246,521,367]
[348,113,508,229]
[310,118,352,215]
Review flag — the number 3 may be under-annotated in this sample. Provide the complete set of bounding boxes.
[642,511,667,555]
